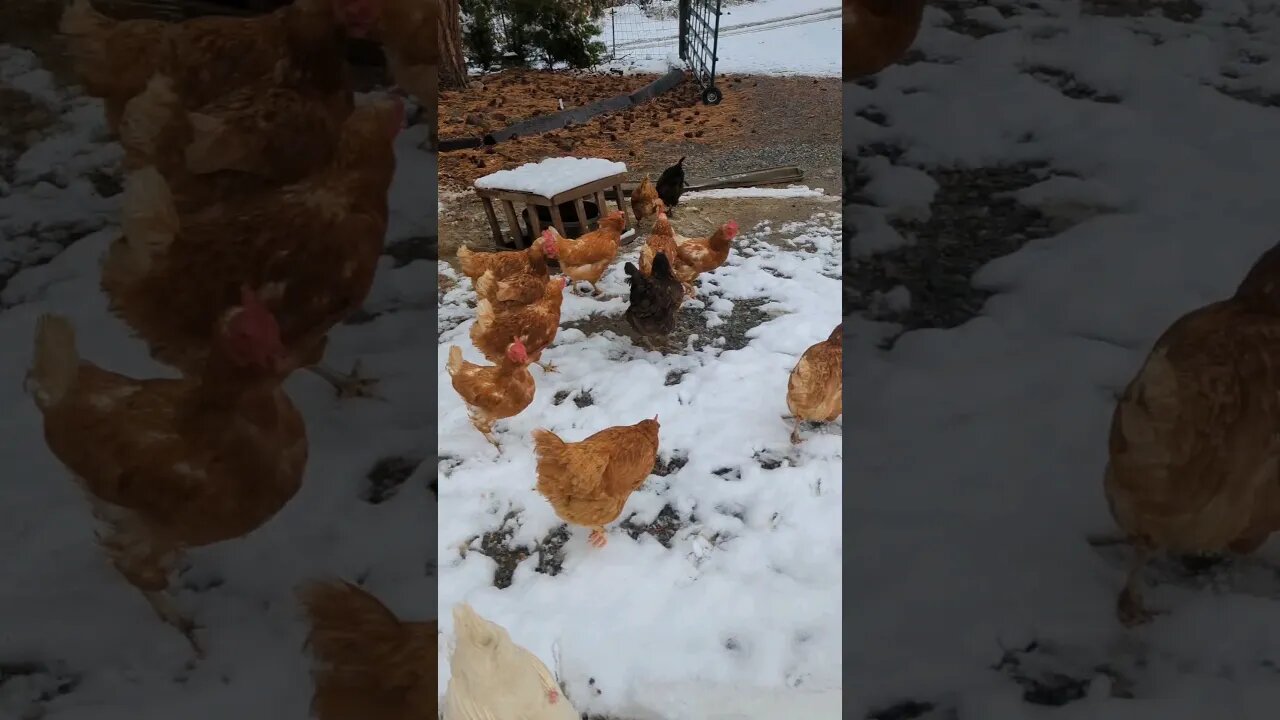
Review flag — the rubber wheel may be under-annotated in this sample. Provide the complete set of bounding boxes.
[702,86,723,105]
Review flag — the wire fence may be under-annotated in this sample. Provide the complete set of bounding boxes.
[598,0,683,63]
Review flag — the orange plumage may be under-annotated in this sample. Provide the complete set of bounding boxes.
[26,294,305,654]
[59,0,360,133]
[786,324,843,444]
[542,211,625,292]
[101,99,402,377]
[447,340,536,445]
[470,275,566,370]
[299,580,434,720]
[533,417,661,548]
[1104,242,1280,625]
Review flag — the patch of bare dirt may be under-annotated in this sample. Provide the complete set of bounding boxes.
[439,73,840,190]
[440,68,659,140]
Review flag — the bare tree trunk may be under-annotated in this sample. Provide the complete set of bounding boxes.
[440,0,468,90]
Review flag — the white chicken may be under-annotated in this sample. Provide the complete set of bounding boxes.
[442,603,579,720]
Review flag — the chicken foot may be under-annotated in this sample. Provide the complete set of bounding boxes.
[96,518,204,656]
[144,589,205,657]
[790,417,805,445]
[307,360,382,400]
[1117,541,1165,627]
[588,526,608,548]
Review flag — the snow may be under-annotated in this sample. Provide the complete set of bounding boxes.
[598,0,839,77]
[847,1,1280,718]
[473,156,627,197]
[438,212,843,717]
[0,46,434,719]
[681,184,831,200]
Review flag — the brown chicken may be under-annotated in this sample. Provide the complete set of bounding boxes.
[376,0,440,150]
[101,98,403,398]
[1103,243,1280,626]
[786,324,843,444]
[447,339,535,446]
[674,219,740,296]
[470,275,566,373]
[59,0,368,133]
[639,210,681,277]
[475,269,549,311]
[533,417,661,548]
[299,580,434,720]
[118,73,345,213]
[541,210,626,294]
[844,0,926,79]
[457,235,558,308]
[630,175,663,224]
[26,289,305,654]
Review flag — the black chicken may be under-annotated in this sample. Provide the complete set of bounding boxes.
[654,156,686,214]
[624,253,684,349]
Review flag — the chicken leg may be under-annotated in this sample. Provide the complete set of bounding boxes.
[96,519,204,656]
[790,418,804,445]
[1117,541,1164,627]
[588,526,608,548]
[308,360,381,399]
[144,589,205,657]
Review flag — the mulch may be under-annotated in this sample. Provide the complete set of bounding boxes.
[438,71,764,189]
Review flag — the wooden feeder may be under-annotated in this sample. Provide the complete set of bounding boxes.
[473,158,631,248]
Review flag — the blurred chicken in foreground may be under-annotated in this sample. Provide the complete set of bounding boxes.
[375,0,440,150]
[443,602,578,720]
[786,323,843,443]
[26,290,305,654]
[117,73,346,213]
[533,417,660,548]
[102,97,404,398]
[844,0,926,79]
[1101,241,1280,626]
[59,0,372,133]
[300,580,433,720]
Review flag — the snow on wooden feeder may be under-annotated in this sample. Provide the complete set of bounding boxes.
[473,157,631,249]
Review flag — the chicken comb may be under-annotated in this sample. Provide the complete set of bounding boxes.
[725,220,740,235]
[234,285,278,336]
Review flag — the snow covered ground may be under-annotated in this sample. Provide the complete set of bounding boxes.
[599,0,840,77]
[437,210,843,717]
[847,1,1280,718]
[0,46,435,719]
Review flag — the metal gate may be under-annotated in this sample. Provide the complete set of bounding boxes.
[679,0,723,105]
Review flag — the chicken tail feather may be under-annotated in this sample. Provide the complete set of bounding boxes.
[121,166,179,274]
[59,0,111,39]
[446,345,464,377]
[531,428,570,479]
[59,0,114,77]
[118,74,181,164]
[27,314,80,410]
[474,269,497,300]
[298,580,407,684]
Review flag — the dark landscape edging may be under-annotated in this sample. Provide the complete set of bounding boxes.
[439,66,686,153]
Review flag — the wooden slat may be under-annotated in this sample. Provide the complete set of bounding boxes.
[500,200,523,248]
[480,197,503,246]
[573,197,588,230]
[527,204,542,240]
[549,173,627,205]
[614,184,629,230]
[549,203,566,238]
[594,190,608,226]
